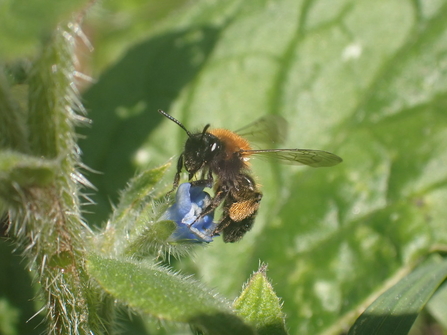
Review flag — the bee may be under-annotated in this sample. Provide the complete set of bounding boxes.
[158,110,342,243]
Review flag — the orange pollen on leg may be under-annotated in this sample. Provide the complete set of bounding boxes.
[229,200,259,221]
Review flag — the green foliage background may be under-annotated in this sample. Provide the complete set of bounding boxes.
[2,0,447,334]
[81,0,447,333]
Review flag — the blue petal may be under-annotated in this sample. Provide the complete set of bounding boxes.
[162,183,194,222]
[161,183,217,243]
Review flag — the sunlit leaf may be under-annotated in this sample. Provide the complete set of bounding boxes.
[348,257,447,335]
[86,254,254,334]
[426,281,447,330]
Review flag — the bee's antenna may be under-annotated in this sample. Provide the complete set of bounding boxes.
[158,110,192,137]
[201,124,211,140]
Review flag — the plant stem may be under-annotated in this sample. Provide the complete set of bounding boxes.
[6,23,105,335]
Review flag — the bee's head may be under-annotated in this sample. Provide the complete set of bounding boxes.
[158,110,222,177]
[183,125,222,175]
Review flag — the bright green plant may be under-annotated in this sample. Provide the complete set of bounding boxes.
[2,1,447,335]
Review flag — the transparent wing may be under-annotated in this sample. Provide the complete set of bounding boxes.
[241,149,343,167]
[235,114,287,146]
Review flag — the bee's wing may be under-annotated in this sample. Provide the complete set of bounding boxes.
[235,115,287,146]
[241,149,343,167]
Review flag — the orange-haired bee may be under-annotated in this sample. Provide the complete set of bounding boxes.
[158,110,342,242]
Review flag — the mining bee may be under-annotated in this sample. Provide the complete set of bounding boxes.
[158,110,342,243]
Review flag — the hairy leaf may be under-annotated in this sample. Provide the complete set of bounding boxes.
[86,254,254,334]
[234,264,287,335]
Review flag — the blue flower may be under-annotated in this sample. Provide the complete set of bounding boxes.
[161,183,217,243]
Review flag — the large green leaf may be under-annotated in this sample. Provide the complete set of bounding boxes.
[86,254,254,334]
[81,0,447,333]
[348,257,447,335]
[426,281,447,330]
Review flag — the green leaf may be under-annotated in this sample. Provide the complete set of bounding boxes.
[0,150,56,186]
[97,164,173,256]
[348,257,447,335]
[112,163,170,222]
[0,150,57,205]
[234,264,287,335]
[80,0,447,333]
[0,298,19,335]
[0,240,45,335]
[86,253,254,334]
[0,71,28,151]
[83,0,190,74]
[426,281,447,329]
[123,220,177,258]
[0,0,91,60]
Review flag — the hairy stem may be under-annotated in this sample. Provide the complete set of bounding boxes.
[6,23,106,335]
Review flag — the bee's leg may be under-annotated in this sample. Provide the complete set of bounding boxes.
[189,169,214,189]
[167,153,184,194]
[214,175,263,241]
[213,215,232,235]
[189,178,213,188]
[201,188,227,216]
[189,186,227,225]
[207,169,213,182]
[221,215,256,243]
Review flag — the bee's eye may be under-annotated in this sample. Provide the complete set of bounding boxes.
[210,142,218,152]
